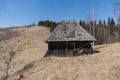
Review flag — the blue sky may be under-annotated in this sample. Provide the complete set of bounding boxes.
[0,0,116,27]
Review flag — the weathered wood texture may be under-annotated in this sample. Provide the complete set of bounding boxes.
[46,20,96,43]
[45,41,93,57]
[45,20,95,57]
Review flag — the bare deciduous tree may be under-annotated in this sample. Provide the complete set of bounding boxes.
[86,9,98,46]
[113,1,120,24]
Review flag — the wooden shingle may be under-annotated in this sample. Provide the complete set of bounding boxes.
[46,20,96,42]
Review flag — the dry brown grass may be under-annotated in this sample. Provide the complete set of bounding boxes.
[0,26,120,80]
[0,26,49,79]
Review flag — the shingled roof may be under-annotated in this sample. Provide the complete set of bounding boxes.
[46,20,96,42]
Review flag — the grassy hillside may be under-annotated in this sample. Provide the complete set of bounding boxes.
[0,26,120,80]
[0,26,50,80]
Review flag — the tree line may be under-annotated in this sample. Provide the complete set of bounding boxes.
[38,20,57,32]
[38,17,120,45]
[79,17,120,45]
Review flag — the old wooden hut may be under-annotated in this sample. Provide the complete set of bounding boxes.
[45,20,96,57]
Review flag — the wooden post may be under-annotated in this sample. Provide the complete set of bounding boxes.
[56,42,59,56]
[74,42,75,50]
[66,42,67,56]
[73,42,75,56]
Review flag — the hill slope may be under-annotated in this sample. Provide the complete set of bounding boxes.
[0,26,120,80]
[0,26,50,80]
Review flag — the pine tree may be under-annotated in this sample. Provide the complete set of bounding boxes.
[103,20,106,26]
[79,20,83,26]
[107,17,111,43]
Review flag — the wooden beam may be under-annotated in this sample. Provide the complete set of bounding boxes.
[74,42,75,50]
[66,42,68,56]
